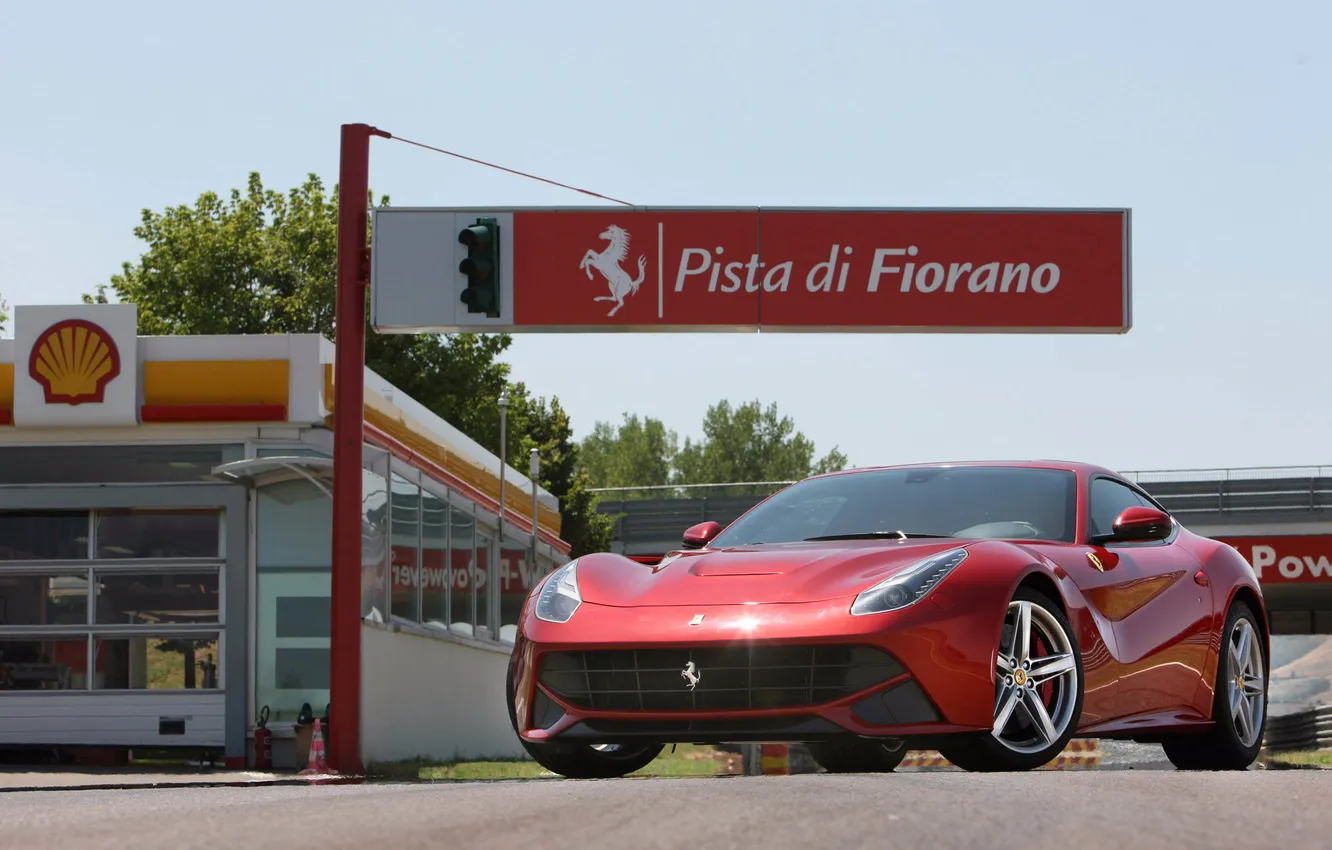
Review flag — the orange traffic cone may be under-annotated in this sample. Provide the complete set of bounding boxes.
[300,719,330,775]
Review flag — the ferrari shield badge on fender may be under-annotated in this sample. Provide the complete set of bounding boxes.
[689,613,704,625]
[681,661,701,690]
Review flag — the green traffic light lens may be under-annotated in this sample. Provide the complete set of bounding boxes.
[459,258,493,278]
[458,225,492,248]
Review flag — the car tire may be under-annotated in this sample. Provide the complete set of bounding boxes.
[938,585,1085,772]
[808,738,908,773]
[1161,599,1267,771]
[506,657,664,779]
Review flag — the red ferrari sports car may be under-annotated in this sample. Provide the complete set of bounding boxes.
[506,461,1269,777]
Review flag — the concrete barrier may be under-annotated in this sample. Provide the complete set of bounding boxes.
[900,738,1102,770]
[744,739,1102,773]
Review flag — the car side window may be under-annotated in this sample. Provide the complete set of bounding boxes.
[1088,478,1151,539]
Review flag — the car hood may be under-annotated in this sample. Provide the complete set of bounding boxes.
[575,539,974,607]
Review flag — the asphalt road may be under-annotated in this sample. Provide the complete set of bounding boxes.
[1,770,1326,850]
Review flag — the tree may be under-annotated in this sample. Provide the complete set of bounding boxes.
[673,400,848,494]
[0,293,8,336]
[90,172,607,556]
[578,400,849,500]
[578,414,678,497]
[508,394,614,557]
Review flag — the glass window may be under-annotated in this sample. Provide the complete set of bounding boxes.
[0,444,244,485]
[94,569,220,625]
[257,478,331,569]
[709,466,1080,548]
[0,572,89,626]
[449,503,475,632]
[93,635,220,690]
[1089,478,1153,539]
[0,637,88,690]
[475,528,494,638]
[421,489,449,626]
[499,536,533,643]
[255,570,329,723]
[389,474,421,622]
[0,512,89,561]
[95,509,221,559]
[360,469,388,620]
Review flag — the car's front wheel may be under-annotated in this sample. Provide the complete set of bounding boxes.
[1161,599,1266,771]
[938,585,1085,772]
[506,659,663,779]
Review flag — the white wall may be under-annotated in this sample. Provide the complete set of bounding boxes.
[359,623,525,765]
[0,692,225,747]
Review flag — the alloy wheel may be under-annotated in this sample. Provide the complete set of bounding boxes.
[1228,617,1266,748]
[992,599,1080,754]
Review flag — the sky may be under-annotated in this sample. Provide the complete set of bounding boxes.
[1,0,1328,477]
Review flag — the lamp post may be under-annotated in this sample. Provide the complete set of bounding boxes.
[495,391,508,637]
[529,448,540,574]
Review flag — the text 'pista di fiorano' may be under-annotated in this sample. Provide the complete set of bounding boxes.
[673,243,1062,296]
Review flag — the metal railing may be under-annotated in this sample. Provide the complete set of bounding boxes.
[1264,705,1332,753]
[588,481,797,500]
[589,464,1332,495]
[1121,465,1332,484]
[592,466,1332,556]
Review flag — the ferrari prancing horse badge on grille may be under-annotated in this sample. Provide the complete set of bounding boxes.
[681,661,701,690]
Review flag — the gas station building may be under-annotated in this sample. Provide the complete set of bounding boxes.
[0,303,568,769]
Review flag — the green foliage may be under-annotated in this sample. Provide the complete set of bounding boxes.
[91,172,606,556]
[580,400,848,498]
[0,293,8,335]
[579,414,678,498]
[503,393,614,558]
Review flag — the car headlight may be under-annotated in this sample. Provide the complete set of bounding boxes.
[535,559,582,623]
[850,547,968,616]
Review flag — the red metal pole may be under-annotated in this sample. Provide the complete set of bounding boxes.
[330,122,389,775]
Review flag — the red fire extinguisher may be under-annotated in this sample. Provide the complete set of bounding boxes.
[253,705,272,770]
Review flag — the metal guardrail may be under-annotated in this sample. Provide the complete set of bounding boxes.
[590,467,1332,516]
[596,473,1332,555]
[589,465,1332,494]
[1121,465,1332,483]
[1264,706,1332,753]
[588,480,797,495]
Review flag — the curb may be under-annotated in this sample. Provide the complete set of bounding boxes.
[0,774,363,794]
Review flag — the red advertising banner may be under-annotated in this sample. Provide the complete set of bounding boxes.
[1219,536,1332,583]
[510,208,1129,332]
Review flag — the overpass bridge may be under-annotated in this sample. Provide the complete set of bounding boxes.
[593,465,1332,635]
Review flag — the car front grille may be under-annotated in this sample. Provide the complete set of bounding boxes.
[537,644,905,712]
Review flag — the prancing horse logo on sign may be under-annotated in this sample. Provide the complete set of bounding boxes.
[580,225,647,317]
[681,661,701,690]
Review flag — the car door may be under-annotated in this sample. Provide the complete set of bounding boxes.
[1083,475,1214,725]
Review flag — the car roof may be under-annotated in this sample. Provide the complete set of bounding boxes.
[806,459,1123,481]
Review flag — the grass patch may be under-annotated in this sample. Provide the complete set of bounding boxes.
[373,744,741,781]
[1265,749,1332,767]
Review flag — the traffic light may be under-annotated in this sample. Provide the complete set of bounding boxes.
[458,217,500,317]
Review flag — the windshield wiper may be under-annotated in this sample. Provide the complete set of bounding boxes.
[803,530,954,542]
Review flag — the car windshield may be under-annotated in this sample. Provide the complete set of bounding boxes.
[708,466,1078,547]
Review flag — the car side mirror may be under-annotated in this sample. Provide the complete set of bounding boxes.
[682,521,721,550]
[1092,505,1173,545]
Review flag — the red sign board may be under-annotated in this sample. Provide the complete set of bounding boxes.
[1219,536,1332,583]
[369,207,1131,334]
[512,209,1128,332]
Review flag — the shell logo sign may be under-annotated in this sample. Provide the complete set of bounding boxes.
[27,319,122,405]
[11,303,140,428]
